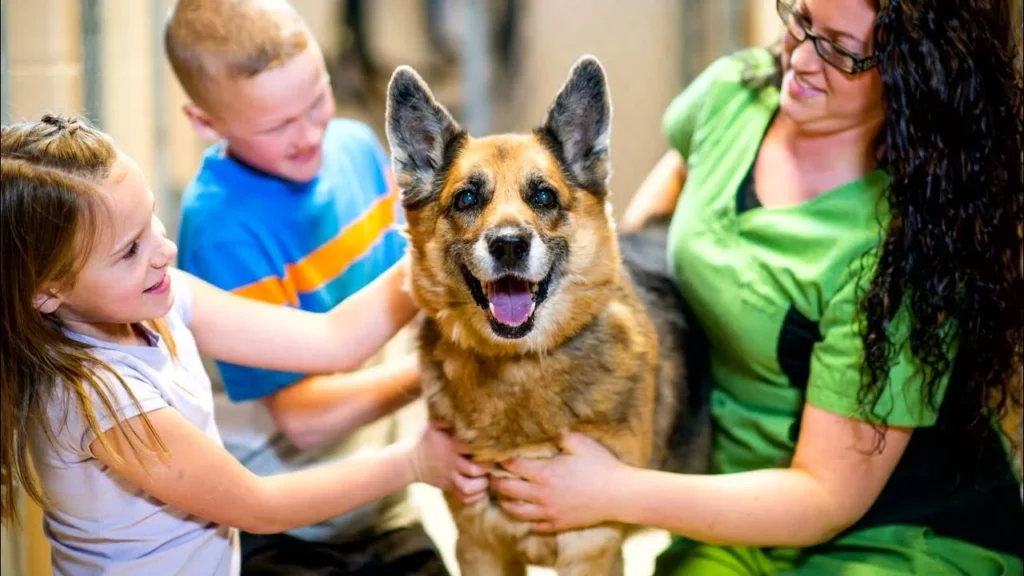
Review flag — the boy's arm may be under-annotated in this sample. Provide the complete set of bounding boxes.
[263,355,421,450]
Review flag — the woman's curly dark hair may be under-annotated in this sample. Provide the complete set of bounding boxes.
[743,0,1022,458]
[859,0,1023,454]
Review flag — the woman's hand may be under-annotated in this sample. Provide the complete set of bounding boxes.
[407,422,490,504]
[491,432,631,532]
[490,406,912,547]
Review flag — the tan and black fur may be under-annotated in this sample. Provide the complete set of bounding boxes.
[385,56,710,575]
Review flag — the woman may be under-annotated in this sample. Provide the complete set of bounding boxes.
[492,0,1023,573]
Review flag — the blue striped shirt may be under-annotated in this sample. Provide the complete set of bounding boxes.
[177,119,406,401]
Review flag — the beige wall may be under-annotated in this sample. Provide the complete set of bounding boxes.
[3,0,781,224]
[509,0,683,218]
[375,0,779,218]
[504,0,781,217]
[5,0,82,120]
[3,0,202,225]
[98,0,205,240]
[3,0,81,572]
[102,1,159,180]
[750,0,785,46]
[355,0,780,218]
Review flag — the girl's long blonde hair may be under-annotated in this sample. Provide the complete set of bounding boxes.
[1,115,175,526]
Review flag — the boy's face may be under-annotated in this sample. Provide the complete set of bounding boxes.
[189,42,336,183]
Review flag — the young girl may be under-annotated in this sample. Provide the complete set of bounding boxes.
[0,114,488,575]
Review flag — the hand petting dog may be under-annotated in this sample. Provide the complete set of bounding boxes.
[494,432,630,533]
[408,422,490,504]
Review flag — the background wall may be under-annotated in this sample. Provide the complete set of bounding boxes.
[1,0,780,231]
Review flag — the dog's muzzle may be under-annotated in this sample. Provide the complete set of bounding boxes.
[461,227,555,339]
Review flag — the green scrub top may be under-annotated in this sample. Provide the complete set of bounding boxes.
[655,49,1023,576]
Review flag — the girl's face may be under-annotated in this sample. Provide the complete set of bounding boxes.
[40,153,179,343]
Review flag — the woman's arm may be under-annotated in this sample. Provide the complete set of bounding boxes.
[186,257,417,375]
[494,403,910,547]
[92,406,487,535]
[263,355,421,451]
[618,150,687,234]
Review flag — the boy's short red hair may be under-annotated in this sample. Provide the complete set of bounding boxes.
[164,0,310,109]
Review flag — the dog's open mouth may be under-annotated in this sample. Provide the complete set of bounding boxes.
[461,267,553,339]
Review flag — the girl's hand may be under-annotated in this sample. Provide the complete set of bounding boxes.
[491,432,630,532]
[408,423,490,503]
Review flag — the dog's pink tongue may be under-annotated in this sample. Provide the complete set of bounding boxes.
[487,278,532,325]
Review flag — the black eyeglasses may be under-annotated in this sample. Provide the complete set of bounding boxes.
[776,0,878,75]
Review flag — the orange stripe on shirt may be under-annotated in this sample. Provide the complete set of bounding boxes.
[233,275,300,307]
[286,192,398,294]
[230,192,398,305]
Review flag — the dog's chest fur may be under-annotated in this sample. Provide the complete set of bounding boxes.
[417,284,659,467]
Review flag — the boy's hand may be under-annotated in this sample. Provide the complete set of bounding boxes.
[407,423,489,503]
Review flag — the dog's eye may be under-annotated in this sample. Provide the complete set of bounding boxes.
[453,189,480,211]
[529,186,558,210]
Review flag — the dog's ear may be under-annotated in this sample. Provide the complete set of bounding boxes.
[385,66,465,210]
[536,55,612,195]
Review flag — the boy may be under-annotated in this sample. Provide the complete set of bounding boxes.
[164,1,448,574]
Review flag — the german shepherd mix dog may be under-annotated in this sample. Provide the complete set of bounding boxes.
[385,56,710,575]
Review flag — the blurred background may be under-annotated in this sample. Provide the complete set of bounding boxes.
[0,0,791,242]
[2,1,1019,575]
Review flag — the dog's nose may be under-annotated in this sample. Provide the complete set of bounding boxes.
[488,233,531,267]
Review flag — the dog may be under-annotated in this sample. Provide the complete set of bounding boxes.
[384,55,710,575]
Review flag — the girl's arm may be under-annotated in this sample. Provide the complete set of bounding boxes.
[263,355,421,451]
[494,403,910,547]
[186,257,417,375]
[92,407,487,535]
[618,150,687,233]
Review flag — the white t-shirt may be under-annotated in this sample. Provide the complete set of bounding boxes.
[29,268,240,575]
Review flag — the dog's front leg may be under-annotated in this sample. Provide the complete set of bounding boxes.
[554,525,626,576]
[455,533,526,576]
[556,548,624,576]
